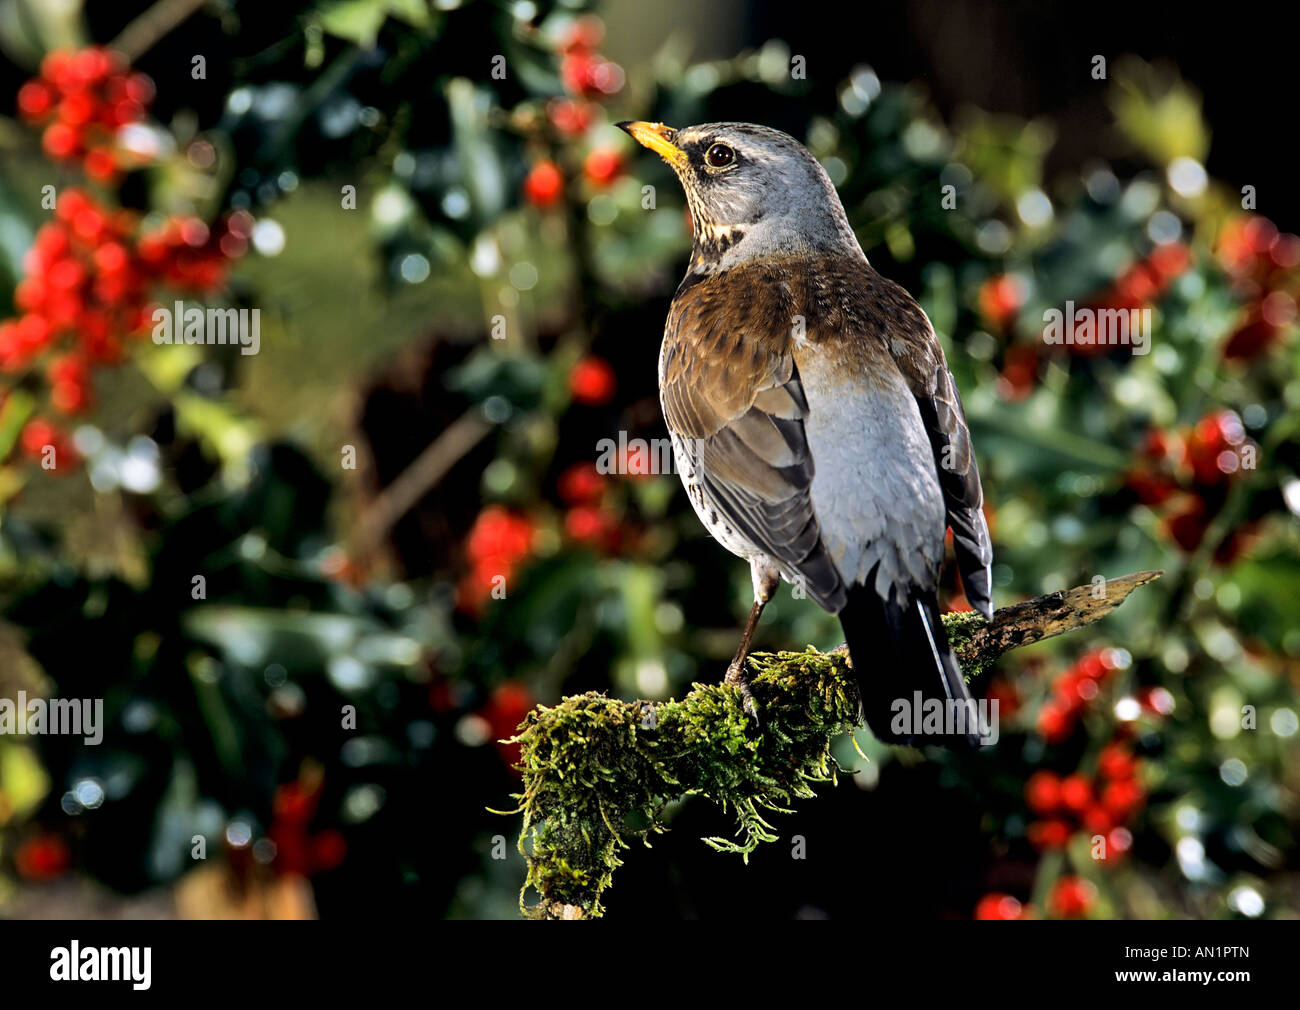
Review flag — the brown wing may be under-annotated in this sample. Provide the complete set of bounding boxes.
[660,273,846,612]
[875,274,994,619]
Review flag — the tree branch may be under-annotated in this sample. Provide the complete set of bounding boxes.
[508,570,1162,920]
[111,0,211,63]
[348,407,493,564]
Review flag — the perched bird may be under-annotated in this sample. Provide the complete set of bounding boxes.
[618,120,994,747]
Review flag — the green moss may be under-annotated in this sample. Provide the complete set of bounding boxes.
[509,612,998,919]
[944,610,997,680]
[509,646,860,918]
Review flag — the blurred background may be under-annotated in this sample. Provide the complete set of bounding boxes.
[0,0,1297,920]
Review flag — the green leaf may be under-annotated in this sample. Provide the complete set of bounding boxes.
[316,0,389,47]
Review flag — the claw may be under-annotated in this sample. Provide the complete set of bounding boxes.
[724,661,761,725]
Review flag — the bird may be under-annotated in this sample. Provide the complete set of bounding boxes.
[617,120,994,747]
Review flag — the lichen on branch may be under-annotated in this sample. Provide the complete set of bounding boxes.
[507,571,1162,920]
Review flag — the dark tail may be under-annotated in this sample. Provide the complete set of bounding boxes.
[839,583,983,749]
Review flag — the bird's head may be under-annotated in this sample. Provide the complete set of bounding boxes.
[617,120,863,270]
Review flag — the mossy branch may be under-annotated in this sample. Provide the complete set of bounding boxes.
[507,570,1162,920]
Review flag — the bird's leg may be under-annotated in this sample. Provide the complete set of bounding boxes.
[725,557,780,720]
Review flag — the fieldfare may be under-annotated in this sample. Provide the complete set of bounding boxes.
[619,120,994,747]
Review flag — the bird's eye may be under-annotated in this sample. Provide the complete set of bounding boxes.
[704,143,735,168]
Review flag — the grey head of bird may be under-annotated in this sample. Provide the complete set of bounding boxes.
[617,120,865,272]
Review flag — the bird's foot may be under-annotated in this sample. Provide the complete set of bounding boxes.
[724,660,760,724]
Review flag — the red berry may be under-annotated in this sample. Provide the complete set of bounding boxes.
[14,834,71,880]
[17,80,55,120]
[561,51,598,96]
[1027,819,1071,850]
[975,893,1027,920]
[583,148,623,187]
[58,90,96,126]
[84,148,119,183]
[1049,876,1096,918]
[1075,651,1108,681]
[1097,743,1136,780]
[978,275,1023,329]
[548,98,592,136]
[50,378,91,414]
[1024,770,1061,814]
[558,462,604,504]
[1149,242,1191,279]
[20,418,67,459]
[1081,804,1114,834]
[1101,779,1145,819]
[565,504,616,549]
[13,276,47,313]
[483,681,535,740]
[42,121,81,159]
[1037,701,1073,743]
[562,15,605,52]
[1060,774,1092,812]
[569,356,616,405]
[523,160,564,208]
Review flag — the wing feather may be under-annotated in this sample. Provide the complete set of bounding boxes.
[875,276,994,619]
[661,280,846,611]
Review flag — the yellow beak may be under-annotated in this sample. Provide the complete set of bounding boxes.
[616,121,687,169]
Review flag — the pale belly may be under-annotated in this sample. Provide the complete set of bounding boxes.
[795,348,946,604]
[669,430,761,561]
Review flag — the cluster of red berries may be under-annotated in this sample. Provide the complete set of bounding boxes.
[1216,215,1299,359]
[988,243,1193,398]
[1,189,241,470]
[523,145,624,207]
[17,47,155,183]
[544,16,617,139]
[137,212,251,292]
[558,16,624,102]
[5,189,147,373]
[557,461,620,552]
[977,275,1039,401]
[1085,242,1192,330]
[457,506,537,613]
[525,17,626,209]
[1036,647,1129,744]
[975,875,1098,920]
[1024,741,1144,860]
[1126,409,1259,556]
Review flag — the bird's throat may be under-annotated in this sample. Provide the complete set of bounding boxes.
[689,222,748,272]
